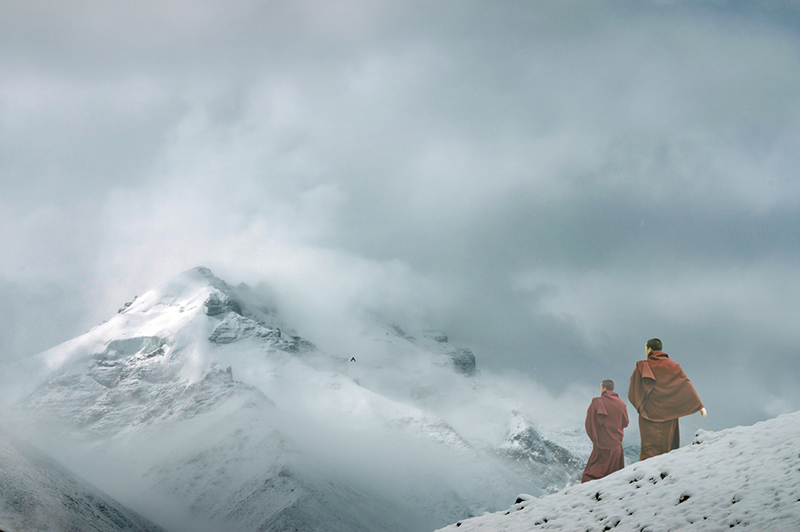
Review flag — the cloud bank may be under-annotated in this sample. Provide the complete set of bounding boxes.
[2,0,800,431]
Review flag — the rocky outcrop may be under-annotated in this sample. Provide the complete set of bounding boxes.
[496,415,585,491]
[204,291,243,317]
[450,348,476,376]
[207,312,316,353]
[208,313,281,344]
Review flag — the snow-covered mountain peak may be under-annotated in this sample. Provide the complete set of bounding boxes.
[495,412,586,493]
[10,268,298,443]
[35,267,311,379]
[118,266,238,316]
[4,268,594,532]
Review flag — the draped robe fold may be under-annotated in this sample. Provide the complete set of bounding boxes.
[628,351,703,460]
[581,390,629,483]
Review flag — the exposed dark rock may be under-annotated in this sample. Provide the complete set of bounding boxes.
[389,324,415,341]
[208,314,279,344]
[194,267,230,291]
[542,439,585,471]
[204,292,243,317]
[496,418,585,490]
[208,314,317,354]
[451,348,476,376]
[281,334,316,354]
[118,296,137,314]
[424,329,449,343]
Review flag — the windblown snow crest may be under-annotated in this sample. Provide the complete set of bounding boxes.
[5,267,588,532]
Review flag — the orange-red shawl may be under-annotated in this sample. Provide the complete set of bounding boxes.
[582,390,629,482]
[628,351,703,422]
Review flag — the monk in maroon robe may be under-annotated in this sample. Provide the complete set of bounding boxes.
[582,379,629,483]
[628,338,706,461]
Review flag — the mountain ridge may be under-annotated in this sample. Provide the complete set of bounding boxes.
[0,427,169,532]
[4,266,589,532]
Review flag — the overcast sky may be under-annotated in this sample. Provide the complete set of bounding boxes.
[2,0,800,431]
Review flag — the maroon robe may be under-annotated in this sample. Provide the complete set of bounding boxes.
[581,390,629,483]
[628,351,703,460]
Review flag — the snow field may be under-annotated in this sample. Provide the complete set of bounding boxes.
[437,411,800,531]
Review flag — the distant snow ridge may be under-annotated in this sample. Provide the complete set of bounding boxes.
[0,429,167,532]
[437,410,800,532]
[496,413,586,492]
[368,316,477,376]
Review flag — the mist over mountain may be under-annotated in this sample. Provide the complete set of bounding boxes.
[0,428,167,532]
[0,267,595,532]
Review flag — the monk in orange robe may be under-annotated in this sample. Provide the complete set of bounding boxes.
[628,338,707,460]
[582,379,629,482]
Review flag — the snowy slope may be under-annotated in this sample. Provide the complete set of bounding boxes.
[0,428,168,532]
[1,267,588,532]
[436,410,800,532]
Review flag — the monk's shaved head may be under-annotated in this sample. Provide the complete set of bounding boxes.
[646,338,663,351]
[601,379,614,391]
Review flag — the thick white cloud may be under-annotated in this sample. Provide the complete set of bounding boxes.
[2,0,800,430]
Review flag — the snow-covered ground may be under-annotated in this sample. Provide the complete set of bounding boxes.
[436,410,800,531]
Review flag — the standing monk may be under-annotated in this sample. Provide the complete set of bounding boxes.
[582,379,629,483]
[628,338,707,460]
